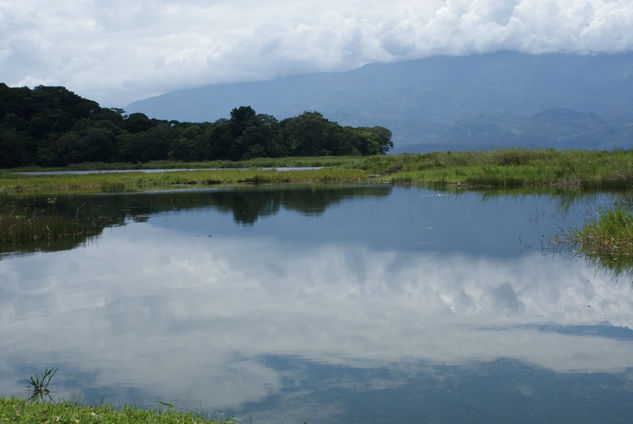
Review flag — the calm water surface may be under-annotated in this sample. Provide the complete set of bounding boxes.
[1,185,633,423]
[17,167,322,175]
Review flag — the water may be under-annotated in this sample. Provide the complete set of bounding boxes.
[16,167,322,175]
[1,185,633,423]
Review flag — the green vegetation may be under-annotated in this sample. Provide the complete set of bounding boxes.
[356,149,633,188]
[10,156,358,172]
[0,397,232,424]
[560,205,633,274]
[2,149,633,195]
[0,85,392,168]
[0,168,370,195]
[27,368,57,403]
[0,368,233,424]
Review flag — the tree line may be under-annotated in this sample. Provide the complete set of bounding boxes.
[0,84,392,168]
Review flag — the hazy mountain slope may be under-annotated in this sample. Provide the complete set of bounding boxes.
[391,109,628,154]
[127,51,633,149]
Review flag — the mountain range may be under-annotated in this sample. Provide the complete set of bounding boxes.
[127,51,633,152]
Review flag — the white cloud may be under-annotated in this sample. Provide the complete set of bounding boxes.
[0,1,632,106]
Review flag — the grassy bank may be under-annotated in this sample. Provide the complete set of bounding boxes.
[9,156,361,172]
[2,149,633,195]
[0,168,369,195]
[0,397,231,424]
[357,149,633,188]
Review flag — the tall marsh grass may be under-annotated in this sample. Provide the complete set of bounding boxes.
[572,206,633,255]
[557,204,633,274]
[359,149,633,188]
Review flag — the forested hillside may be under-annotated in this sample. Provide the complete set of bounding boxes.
[0,84,392,168]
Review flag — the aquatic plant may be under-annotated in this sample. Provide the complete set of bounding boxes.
[27,368,57,402]
[569,206,633,272]
[553,202,633,275]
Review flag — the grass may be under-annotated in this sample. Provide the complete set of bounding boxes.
[0,397,233,424]
[27,368,57,403]
[9,156,359,172]
[2,149,633,195]
[559,205,633,274]
[0,369,234,424]
[0,168,369,195]
[356,149,633,188]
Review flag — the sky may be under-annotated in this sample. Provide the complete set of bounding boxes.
[1,0,633,107]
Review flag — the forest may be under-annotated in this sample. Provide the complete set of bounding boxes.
[0,84,393,168]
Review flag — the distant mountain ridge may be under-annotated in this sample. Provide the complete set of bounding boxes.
[127,51,633,151]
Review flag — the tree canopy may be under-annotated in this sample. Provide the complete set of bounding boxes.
[0,84,392,167]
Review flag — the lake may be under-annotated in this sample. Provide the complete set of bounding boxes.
[1,185,633,423]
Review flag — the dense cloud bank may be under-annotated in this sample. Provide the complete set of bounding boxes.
[1,0,632,105]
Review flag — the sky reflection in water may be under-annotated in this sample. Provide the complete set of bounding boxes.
[1,186,632,422]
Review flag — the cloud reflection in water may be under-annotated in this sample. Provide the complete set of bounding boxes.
[1,220,632,410]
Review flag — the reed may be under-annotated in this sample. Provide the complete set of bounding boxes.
[359,149,633,188]
[567,206,633,271]
[549,202,633,275]
[27,368,57,403]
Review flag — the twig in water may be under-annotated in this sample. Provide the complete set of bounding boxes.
[75,201,87,220]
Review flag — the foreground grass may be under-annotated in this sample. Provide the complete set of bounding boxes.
[0,397,232,424]
[2,149,633,195]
